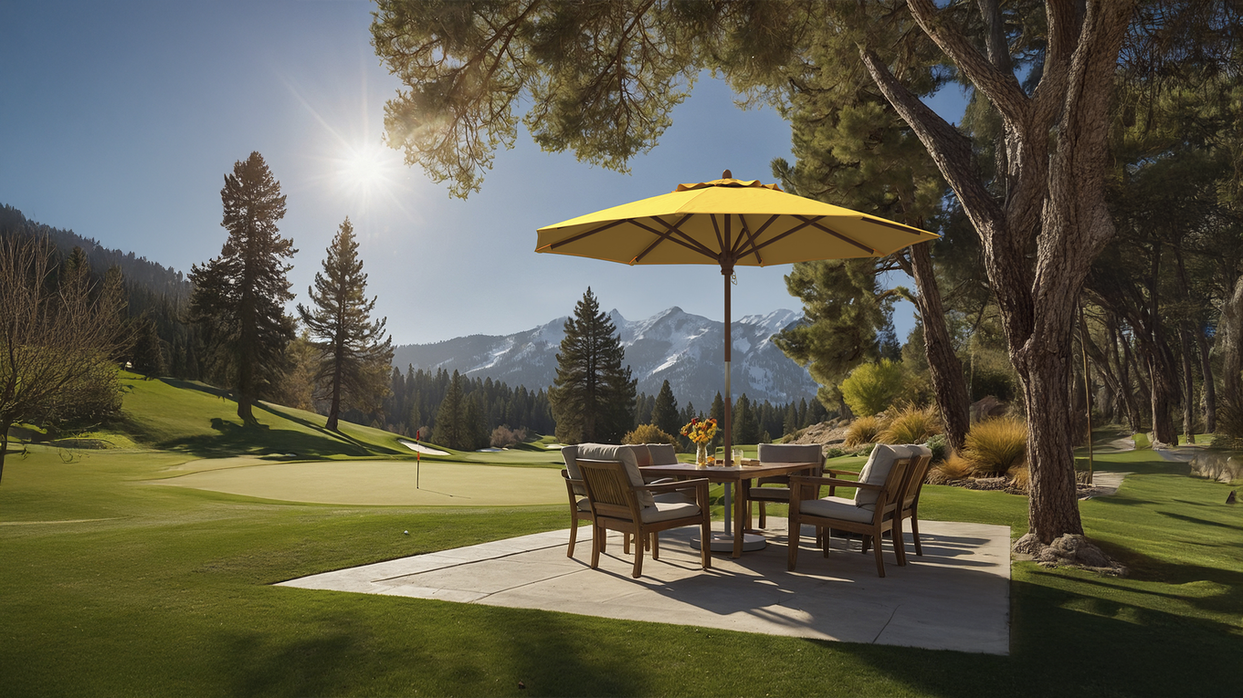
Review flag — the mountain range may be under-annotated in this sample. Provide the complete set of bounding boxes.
[390,307,820,408]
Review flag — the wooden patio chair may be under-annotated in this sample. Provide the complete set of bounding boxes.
[891,445,935,556]
[746,443,824,527]
[787,444,914,577]
[563,444,677,558]
[576,457,711,579]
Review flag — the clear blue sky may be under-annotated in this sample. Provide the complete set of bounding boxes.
[2,1,961,347]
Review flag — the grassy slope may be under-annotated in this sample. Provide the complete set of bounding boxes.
[115,372,560,467]
[1,381,1241,696]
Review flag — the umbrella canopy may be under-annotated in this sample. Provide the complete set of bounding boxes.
[536,172,940,465]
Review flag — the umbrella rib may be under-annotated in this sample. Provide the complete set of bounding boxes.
[638,216,720,261]
[542,219,629,251]
[632,214,692,263]
[750,218,818,252]
[794,216,877,254]
[861,217,931,235]
[733,214,777,265]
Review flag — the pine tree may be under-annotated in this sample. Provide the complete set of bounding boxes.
[548,288,636,443]
[433,370,466,448]
[650,379,680,436]
[188,152,296,424]
[297,218,394,431]
[732,393,760,445]
[783,402,800,437]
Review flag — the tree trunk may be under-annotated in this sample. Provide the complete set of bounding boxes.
[327,339,344,432]
[236,393,254,424]
[1019,335,1085,541]
[1174,247,1214,434]
[1196,328,1216,433]
[1178,324,1197,443]
[1109,318,1142,432]
[909,242,970,453]
[1216,274,1243,435]
[0,420,9,485]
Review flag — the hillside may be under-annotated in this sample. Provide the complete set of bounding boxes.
[113,372,413,459]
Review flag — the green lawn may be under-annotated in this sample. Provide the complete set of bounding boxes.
[1,379,1241,696]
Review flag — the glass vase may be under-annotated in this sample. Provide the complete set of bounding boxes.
[696,442,709,466]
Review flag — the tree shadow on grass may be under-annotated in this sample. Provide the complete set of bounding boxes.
[259,403,401,457]
[158,418,371,459]
[844,576,1243,697]
[148,378,403,459]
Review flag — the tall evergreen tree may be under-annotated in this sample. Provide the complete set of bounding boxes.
[188,152,296,424]
[650,380,680,436]
[433,370,466,448]
[297,218,394,431]
[732,393,760,446]
[548,288,636,443]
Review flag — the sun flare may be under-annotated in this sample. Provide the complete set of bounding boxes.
[336,142,400,200]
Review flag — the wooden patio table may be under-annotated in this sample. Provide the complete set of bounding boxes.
[639,460,820,558]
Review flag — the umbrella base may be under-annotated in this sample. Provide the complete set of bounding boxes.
[691,531,767,553]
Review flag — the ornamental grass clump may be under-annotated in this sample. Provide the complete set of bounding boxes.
[963,416,1028,476]
[928,454,977,483]
[843,415,884,447]
[879,404,940,444]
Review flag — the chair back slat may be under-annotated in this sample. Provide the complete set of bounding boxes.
[578,459,641,523]
[901,453,933,508]
[874,457,912,517]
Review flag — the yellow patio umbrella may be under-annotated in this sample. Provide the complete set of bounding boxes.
[536,171,940,468]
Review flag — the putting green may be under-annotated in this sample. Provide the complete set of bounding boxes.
[154,458,564,506]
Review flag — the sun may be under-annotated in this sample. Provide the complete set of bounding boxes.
[336,142,400,201]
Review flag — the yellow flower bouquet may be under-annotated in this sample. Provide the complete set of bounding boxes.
[680,417,717,465]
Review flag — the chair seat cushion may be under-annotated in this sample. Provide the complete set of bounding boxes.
[801,496,876,524]
[748,486,791,501]
[640,501,701,523]
[576,497,591,512]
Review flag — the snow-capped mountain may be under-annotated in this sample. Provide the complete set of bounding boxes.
[390,307,819,408]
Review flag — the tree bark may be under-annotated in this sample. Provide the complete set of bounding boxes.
[1216,274,1243,434]
[0,419,9,485]
[1174,246,1214,434]
[1196,328,1216,433]
[907,243,971,453]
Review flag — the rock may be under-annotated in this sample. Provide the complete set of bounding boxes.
[970,396,1008,422]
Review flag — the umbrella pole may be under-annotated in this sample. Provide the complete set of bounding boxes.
[722,265,734,540]
[723,266,732,467]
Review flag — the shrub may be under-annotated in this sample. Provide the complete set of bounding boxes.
[1008,465,1030,493]
[843,416,884,447]
[490,425,527,448]
[963,416,1027,475]
[623,423,676,447]
[825,446,850,459]
[928,454,977,483]
[924,433,948,463]
[840,359,905,416]
[879,404,941,444]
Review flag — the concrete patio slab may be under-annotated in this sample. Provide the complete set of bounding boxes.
[279,519,1011,655]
